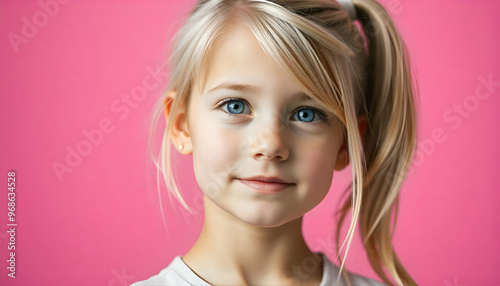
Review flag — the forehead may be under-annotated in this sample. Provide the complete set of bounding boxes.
[196,21,302,97]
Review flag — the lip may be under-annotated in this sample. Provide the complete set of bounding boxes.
[237,176,295,194]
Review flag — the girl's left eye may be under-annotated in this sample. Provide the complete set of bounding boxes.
[291,107,325,123]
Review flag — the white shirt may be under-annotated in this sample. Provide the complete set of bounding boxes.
[131,252,386,286]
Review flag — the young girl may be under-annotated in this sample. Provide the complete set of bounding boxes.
[134,0,417,285]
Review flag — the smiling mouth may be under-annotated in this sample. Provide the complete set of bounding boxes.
[236,177,295,194]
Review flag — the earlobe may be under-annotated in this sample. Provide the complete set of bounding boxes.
[164,90,192,155]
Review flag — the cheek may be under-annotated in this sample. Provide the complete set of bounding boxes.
[296,138,340,191]
[190,118,241,193]
[195,125,239,164]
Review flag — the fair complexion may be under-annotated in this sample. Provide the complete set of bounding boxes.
[167,21,350,285]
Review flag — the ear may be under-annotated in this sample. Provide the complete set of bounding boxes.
[164,91,192,155]
[358,114,367,140]
[334,136,349,171]
[334,114,367,171]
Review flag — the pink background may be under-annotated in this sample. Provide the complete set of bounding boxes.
[1,0,499,285]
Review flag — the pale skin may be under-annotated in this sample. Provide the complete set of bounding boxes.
[165,21,365,285]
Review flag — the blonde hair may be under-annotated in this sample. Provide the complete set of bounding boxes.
[148,0,417,285]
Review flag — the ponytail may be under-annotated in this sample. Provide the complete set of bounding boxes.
[337,0,417,285]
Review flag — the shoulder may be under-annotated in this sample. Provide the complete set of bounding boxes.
[318,252,387,286]
[344,271,387,286]
[130,256,210,286]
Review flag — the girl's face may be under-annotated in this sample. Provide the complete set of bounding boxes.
[179,22,347,227]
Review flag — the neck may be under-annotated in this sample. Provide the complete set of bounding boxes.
[182,195,323,285]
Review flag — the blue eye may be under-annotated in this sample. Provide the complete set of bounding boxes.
[292,107,323,122]
[218,98,251,115]
[227,100,244,114]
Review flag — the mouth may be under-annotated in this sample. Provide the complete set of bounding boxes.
[236,176,295,194]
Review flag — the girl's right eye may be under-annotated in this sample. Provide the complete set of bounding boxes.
[216,98,252,116]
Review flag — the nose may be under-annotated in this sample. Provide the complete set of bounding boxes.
[250,117,289,162]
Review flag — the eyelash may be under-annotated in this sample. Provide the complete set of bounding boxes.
[214,97,329,124]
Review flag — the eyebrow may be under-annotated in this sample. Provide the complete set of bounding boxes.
[206,82,313,100]
[206,82,260,95]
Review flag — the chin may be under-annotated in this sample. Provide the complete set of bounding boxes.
[231,206,301,228]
